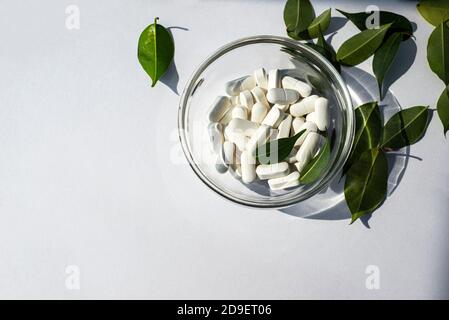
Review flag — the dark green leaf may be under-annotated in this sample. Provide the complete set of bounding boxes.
[299,137,331,184]
[344,148,388,224]
[284,0,316,38]
[437,85,449,135]
[336,9,413,40]
[381,106,430,149]
[417,0,449,26]
[255,130,306,165]
[138,17,175,87]
[343,102,382,175]
[317,27,341,72]
[373,32,402,100]
[293,8,332,40]
[427,21,449,85]
[336,24,392,66]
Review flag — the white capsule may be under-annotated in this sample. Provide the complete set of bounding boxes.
[286,148,298,163]
[241,150,256,184]
[262,107,286,128]
[276,114,292,139]
[215,143,229,174]
[291,117,306,136]
[267,69,280,90]
[224,131,248,152]
[226,118,260,137]
[295,121,318,146]
[239,90,254,110]
[246,125,271,155]
[295,132,321,172]
[256,162,290,180]
[222,141,235,165]
[306,112,317,124]
[266,88,299,105]
[251,87,269,107]
[268,171,300,190]
[219,107,234,125]
[230,95,240,106]
[281,76,312,97]
[230,163,242,179]
[289,95,319,117]
[315,97,329,131]
[251,102,269,124]
[273,104,289,112]
[207,122,224,153]
[225,76,256,96]
[254,68,268,89]
[207,96,232,122]
[231,105,248,120]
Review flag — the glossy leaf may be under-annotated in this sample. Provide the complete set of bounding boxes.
[336,24,392,66]
[292,8,332,39]
[284,0,315,38]
[373,32,402,100]
[138,17,175,87]
[437,85,449,135]
[255,129,306,165]
[316,27,340,72]
[343,102,382,175]
[337,9,413,40]
[299,137,330,184]
[344,148,388,224]
[417,0,449,26]
[427,21,449,85]
[381,106,430,149]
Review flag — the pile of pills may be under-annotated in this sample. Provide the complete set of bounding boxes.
[207,68,329,191]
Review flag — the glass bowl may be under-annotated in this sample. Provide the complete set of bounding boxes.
[178,35,354,208]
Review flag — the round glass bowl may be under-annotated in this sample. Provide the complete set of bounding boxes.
[178,36,354,208]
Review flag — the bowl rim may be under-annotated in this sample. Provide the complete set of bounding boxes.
[178,35,354,209]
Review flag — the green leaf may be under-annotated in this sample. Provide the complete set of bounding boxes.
[381,106,430,149]
[299,137,331,184]
[344,148,388,224]
[343,102,382,175]
[336,23,392,66]
[305,28,340,72]
[437,85,449,135]
[284,0,316,38]
[255,130,306,165]
[138,17,175,87]
[373,32,403,100]
[293,8,332,40]
[427,21,449,85]
[337,9,413,40]
[417,0,449,26]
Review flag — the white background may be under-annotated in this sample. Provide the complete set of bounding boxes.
[0,0,448,299]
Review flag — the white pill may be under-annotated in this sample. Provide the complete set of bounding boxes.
[286,148,298,163]
[232,105,248,120]
[266,88,299,105]
[246,125,271,155]
[295,121,318,146]
[251,87,269,107]
[230,163,242,179]
[219,107,234,125]
[251,102,269,124]
[254,68,268,89]
[276,114,292,139]
[225,76,256,96]
[239,90,254,110]
[222,141,235,165]
[306,112,317,124]
[207,96,232,122]
[207,122,223,153]
[231,95,240,106]
[268,171,300,190]
[256,162,290,180]
[289,95,319,117]
[282,76,312,97]
[241,150,256,184]
[273,104,289,112]
[267,69,280,90]
[215,145,229,174]
[295,132,321,172]
[226,118,260,137]
[291,117,306,136]
[262,107,286,128]
[224,131,248,152]
[315,97,329,131]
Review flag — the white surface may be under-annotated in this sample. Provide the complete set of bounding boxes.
[0,0,448,299]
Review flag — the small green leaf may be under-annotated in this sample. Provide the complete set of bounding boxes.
[138,17,175,87]
[381,106,430,149]
[284,0,315,38]
[305,28,340,72]
[294,8,332,39]
[427,21,449,85]
[344,148,388,224]
[255,130,306,165]
[336,23,392,66]
[299,137,331,184]
[337,9,413,40]
[437,85,449,135]
[373,32,403,100]
[343,102,382,175]
[417,0,449,26]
